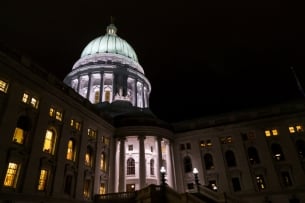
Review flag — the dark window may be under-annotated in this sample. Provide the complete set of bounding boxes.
[281,171,292,187]
[225,150,237,167]
[296,139,305,159]
[180,144,185,151]
[271,143,285,161]
[187,183,194,189]
[289,197,300,203]
[64,175,73,195]
[183,156,193,173]
[248,147,260,165]
[186,143,191,150]
[232,177,241,192]
[128,145,133,151]
[204,153,214,170]
[127,158,135,175]
[150,159,154,175]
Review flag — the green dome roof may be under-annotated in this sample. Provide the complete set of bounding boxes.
[80,24,138,62]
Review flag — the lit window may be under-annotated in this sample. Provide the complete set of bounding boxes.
[83,179,91,198]
[3,162,20,188]
[104,137,109,145]
[289,126,295,133]
[85,147,92,167]
[99,183,106,194]
[227,136,232,143]
[100,153,106,171]
[37,169,48,191]
[94,90,100,103]
[272,129,278,136]
[30,97,39,109]
[21,92,39,109]
[88,128,97,139]
[22,93,29,103]
[0,79,9,93]
[221,136,232,144]
[200,141,205,148]
[105,90,111,102]
[256,175,266,190]
[42,129,56,154]
[265,130,271,137]
[55,111,62,121]
[66,139,75,161]
[296,125,303,132]
[49,107,55,117]
[70,119,81,131]
[12,116,30,144]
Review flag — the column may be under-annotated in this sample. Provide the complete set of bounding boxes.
[118,138,125,192]
[86,73,92,99]
[135,80,138,107]
[100,72,104,102]
[138,135,146,188]
[157,136,163,184]
[107,136,116,193]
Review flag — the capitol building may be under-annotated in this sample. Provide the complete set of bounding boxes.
[0,23,305,203]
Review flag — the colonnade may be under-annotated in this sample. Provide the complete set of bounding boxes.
[70,72,149,108]
[114,135,173,192]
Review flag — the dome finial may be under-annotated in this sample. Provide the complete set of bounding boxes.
[107,16,117,35]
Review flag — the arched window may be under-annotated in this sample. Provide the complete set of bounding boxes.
[248,147,260,165]
[150,159,155,175]
[271,143,285,161]
[66,139,75,161]
[296,140,305,159]
[127,158,135,175]
[85,147,93,167]
[42,129,56,154]
[183,156,193,173]
[100,152,106,171]
[12,115,31,144]
[225,150,237,167]
[204,153,214,170]
[94,90,100,103]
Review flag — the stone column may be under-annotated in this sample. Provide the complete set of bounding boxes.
[135,80,138,107]
[87,73,92,99]
[118,138,125,192]
[138,135,146,188]
[100,72,104,102]
[157,136,163,184]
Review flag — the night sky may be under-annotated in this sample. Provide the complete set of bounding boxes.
[1,1,304,122]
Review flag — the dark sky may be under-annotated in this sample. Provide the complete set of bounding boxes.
[1,1,305,122]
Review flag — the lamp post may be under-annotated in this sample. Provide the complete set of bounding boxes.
[193,168,200,192]
[160,166,166,186]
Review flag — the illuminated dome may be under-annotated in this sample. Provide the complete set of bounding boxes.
[80,24,138,62]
